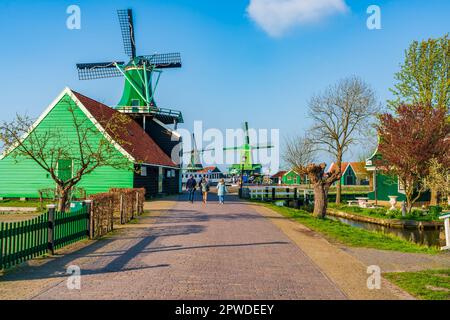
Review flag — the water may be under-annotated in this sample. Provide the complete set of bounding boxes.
[328,215,443,247]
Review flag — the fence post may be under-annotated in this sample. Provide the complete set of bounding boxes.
[84,200,93,239]
[294,188,298,200]
[286,188,290,199]
[265,187,269,201]
[47,204,56,255]
[134,191,139,218]
[272,187,275,201]
[120,193,124,224]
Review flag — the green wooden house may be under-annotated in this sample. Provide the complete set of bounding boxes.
[281,170,305,185]
[328,162,370,186]
[0,88,181,199]
[365,149,430,203]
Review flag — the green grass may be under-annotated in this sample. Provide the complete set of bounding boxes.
[384,269,450,300]
[262,203,439,254]
[328,203,442,222]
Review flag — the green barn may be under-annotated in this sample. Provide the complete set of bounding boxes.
[0,88,180,199]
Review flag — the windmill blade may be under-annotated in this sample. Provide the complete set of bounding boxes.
[142,53,182,69]
[199,147,216,153]
[223,146,243,151]
[117,9,136,59]
[244,122,250,145]
[251,145,274,150]
[76,62,124,80]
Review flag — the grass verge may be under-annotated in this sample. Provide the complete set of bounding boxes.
[384,269,450,300]
[329,203,441,222]
[260,203,439,254]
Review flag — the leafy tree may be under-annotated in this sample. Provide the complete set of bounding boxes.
[389,34,450,204]
[376,104,450,213]
[389,34,450,110]
[424,158,450,206]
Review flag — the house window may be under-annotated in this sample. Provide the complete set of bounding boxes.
[131,99,140,107]
[141,166,147,177]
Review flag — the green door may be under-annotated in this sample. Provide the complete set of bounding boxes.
[58,159,73,182]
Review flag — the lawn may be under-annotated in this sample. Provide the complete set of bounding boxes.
[0,199,53,212]
[262,203,439,254]
[328,203,442,222]
[384,269,450,300]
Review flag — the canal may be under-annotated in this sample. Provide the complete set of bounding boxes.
[329,215,443,247]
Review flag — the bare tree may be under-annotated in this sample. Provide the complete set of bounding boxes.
[308,76,379,204]
[0,100,133,212]
[283,135,340,218]
[283,134,316,169]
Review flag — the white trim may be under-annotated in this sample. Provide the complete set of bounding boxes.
[0,88,71,160]
[0,87,136,163]
[152,118,182,139]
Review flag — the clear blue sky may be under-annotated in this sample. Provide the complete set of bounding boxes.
[1,0,449,165]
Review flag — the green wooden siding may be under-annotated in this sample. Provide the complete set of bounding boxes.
[282,171,302,185]
[0,94,133,198]
[341,165,356,185]
[368,173,406,202]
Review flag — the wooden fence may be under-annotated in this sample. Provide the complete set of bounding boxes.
[243,186,314,201]
[1,188,147,270]
[0,204,90,270]
[109,188,145,224]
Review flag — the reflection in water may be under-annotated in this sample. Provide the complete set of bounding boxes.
[328,216,443,247]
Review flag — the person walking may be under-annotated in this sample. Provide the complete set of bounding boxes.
[201,177,211,204]
[217,178,228,204]
[186,175,197,203]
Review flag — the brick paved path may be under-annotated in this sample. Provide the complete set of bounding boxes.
[1,194,346,300]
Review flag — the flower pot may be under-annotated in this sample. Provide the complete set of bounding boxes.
[388,196,398,211]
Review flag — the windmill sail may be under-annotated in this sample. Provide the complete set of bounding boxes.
[76,62,124,80]
[117,9,136,59]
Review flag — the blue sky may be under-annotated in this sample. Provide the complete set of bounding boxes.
[0,0,449,166]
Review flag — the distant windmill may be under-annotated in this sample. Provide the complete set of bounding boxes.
[183,134,215,171]
[76,9,183,126]
[225,122,274,175]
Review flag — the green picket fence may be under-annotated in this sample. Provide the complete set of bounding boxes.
[0,213,49,270]
[54,207,89,250]
[0,205,90,270]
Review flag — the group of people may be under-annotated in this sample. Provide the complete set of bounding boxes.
[185,175,228,204]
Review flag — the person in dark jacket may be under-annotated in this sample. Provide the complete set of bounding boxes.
[186,175,197,203]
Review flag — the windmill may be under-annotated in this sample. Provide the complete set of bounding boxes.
[76,9,183,127]
[225,122,273,177]
[183,134,215,172]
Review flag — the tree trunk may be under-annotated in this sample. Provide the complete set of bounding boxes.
[313,183,327,219]
[430,187,438,206]
[57,189,70,213]
[335,157,342,204]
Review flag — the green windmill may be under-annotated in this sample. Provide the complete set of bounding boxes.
[183,133,214,172]
[76,9,183,127]
[225,122,273,177]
